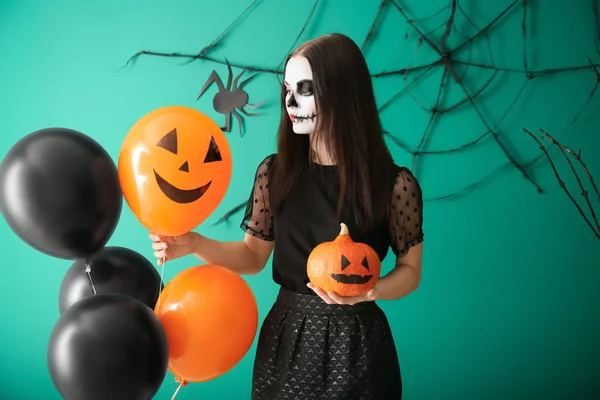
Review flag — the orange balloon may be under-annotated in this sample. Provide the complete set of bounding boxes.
[154,265,259,384]
[118,106,232,236]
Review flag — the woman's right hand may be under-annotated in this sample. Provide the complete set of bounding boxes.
[149,231,200,265]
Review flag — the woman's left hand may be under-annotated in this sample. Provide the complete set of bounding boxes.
[307,282,378,305]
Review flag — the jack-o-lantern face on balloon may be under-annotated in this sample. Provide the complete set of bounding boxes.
[119,106,232,237]
[153,127,221,204]
[307,223,381,297]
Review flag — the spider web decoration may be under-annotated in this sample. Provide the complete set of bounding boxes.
[121,0,600,225]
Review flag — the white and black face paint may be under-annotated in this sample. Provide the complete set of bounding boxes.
[284,56,316,134]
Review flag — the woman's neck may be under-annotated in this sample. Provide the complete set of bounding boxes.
[309,133,335,165]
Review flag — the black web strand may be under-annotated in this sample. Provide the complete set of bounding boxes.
[389,0,443,56]
[212,202,247,226]
[523,128,600,240]
[425,161,514,201]
[523,74,599,167]
[372,61,440,78]
[180,0,261,65]
[439,0,457,55]
[436,69,497,113]
[447,62,543,193]
[122,50,282,74]
[384,131,413,154]
[590,56,600,80]
[412,66,447,173]
[424,19,456,40]
[558,59,599,137]
[413,3,451,24]
[538,130,600,205]
[450,0,520,57]
[457,29,474,82]
[403,69,431,112]
[453,60,600,76]
[456,1,496,75]
[361,0,388,51]
[377,65,436,113]
[380,28,412,73]
[541,129,600,234]
[401,36,430,112]
[274,0,321,84]
[120,0,261,71]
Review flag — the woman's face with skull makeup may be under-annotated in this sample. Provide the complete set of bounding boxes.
[284,56,317,135]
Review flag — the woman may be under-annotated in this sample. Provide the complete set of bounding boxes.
[151,33,424,400]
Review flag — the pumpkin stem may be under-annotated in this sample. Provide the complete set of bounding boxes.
[339,223,349,236]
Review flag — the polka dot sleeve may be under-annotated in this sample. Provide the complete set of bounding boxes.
[389,167,424,256]
[240,154,275,241]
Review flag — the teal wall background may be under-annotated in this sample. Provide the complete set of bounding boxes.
[1,0,599,399]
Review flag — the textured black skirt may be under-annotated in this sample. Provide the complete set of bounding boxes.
[252,287,402,400]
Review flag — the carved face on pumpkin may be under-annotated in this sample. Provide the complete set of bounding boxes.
[119,106,232,237]
[331,254,373,285]
[306,223,381,297]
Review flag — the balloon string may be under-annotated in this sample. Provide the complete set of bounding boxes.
[170,380,185,400]
[158,256,165,299]
[84,260,97,295]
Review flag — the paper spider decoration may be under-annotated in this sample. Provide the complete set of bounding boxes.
[197,60,265,137]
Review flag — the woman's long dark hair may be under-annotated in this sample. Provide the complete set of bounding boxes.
[270,33,395,231]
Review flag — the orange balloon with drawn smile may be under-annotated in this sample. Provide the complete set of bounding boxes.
[118,106,232,237]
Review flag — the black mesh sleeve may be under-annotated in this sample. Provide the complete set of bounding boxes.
[240,154,275,241]
[389,167,424,255]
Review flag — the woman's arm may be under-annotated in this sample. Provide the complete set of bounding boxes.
[151,232,274,275]
[191,233,275,275]
[372,242,422,300]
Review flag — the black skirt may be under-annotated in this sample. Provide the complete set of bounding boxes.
[252,287,403,400]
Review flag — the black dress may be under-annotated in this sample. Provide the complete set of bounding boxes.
[241,154,424,400]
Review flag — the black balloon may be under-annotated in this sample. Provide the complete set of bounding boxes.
[0,127,122,259]
[59,246,163,314]
[48,294,169,400]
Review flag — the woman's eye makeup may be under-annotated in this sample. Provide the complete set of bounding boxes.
[282,80,314,96]
[297,79,313,95]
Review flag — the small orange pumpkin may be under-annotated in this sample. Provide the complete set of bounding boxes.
[307,223,381,297]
